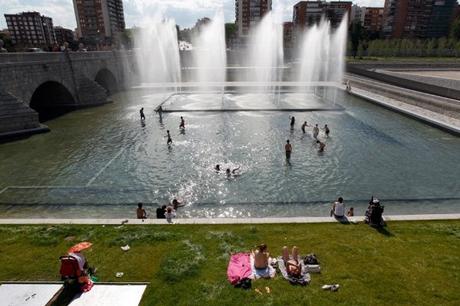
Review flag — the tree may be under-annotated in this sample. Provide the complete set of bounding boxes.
[349,21,364,58]
[450,17,460,41]
[225,23,237,47]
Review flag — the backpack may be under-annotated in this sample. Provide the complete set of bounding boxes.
[304,254,319,265]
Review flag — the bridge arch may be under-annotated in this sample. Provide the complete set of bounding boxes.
[95,68,119,95]
[30,81,76,122]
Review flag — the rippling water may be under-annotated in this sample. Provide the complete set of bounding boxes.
[1,90,459,218]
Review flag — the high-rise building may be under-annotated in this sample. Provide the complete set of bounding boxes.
[293,1,352,29]
[4,12,56,48]
[363,7,384,35]
[351,4,366,25]
[73,0,125,43]
[235,0,272,37]
[283,21,294,49]
[54,26,75,45]
[383,0,457,38]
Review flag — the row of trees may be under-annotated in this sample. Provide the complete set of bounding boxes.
[349,16,460,58]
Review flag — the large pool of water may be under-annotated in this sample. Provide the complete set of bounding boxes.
[1,89,459,218]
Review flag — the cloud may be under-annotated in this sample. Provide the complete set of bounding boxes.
[0,0,386,30]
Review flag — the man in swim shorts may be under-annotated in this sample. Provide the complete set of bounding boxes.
[285,140,292,160]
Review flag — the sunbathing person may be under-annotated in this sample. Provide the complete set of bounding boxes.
[277,246,310,285]
[252,244,275,279]
[282,246,301,278]
[253,244,269,269]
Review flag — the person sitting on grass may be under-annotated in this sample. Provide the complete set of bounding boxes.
[252,244,275,279]
[137,203,147,219]
[253,244,269,269]
[365,197,385,227]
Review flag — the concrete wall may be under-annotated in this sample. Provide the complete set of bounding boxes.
[347,64,460,101]
[0,51,129,140]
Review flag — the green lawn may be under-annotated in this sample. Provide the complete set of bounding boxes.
[0,221,459,305]
[347,56,460,63]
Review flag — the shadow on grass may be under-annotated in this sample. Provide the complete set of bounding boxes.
[374,226,394,237]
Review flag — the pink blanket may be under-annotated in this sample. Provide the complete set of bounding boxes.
[227,253,253,285]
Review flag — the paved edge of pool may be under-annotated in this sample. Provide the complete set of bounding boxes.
[0,214,459,225]
[348,87,460,136]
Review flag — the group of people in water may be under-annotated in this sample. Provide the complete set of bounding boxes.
[137,198,184,222]
[285,116,330,162]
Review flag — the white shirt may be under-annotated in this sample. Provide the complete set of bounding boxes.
[334,201,345,217]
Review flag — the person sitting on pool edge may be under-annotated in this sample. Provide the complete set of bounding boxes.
[156,205,167,219]
[137,203,147,219]
[331,197,345,218]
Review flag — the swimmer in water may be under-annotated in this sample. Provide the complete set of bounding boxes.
[172,198,185,210]
[226,166,241,177]
[301,121,308,134]
[290,116,295,129]
[215,164,221,172]
[179,116,185,129]
[166,130,172,144]
[313,124,319,139]
[324,124,330,137]
[285,140,292,160]
[317,140,325,152]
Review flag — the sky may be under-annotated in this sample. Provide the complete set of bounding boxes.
[0,0,385,30]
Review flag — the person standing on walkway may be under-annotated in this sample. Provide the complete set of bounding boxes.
[285,140,292,161]
[140,108,145,121]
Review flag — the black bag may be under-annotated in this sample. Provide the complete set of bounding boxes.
[234,278,252,290]
[304,254,319,265]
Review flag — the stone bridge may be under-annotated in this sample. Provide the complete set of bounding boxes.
[0,51,132,140]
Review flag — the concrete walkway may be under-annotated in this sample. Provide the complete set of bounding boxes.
[349,86,460,135]
[0,214,459,225]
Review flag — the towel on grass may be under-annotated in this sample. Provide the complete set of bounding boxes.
[250,255,276,279]
[277,256,311,286]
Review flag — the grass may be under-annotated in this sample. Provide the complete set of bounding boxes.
[0,221,459,305]
[347,56,460,63]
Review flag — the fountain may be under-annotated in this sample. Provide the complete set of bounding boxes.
[296,16,348,99]
[191,10,227,90]
[133,17,181,85]
[244,11,284,90]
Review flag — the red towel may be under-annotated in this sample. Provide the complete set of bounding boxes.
[227,253,252,285]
